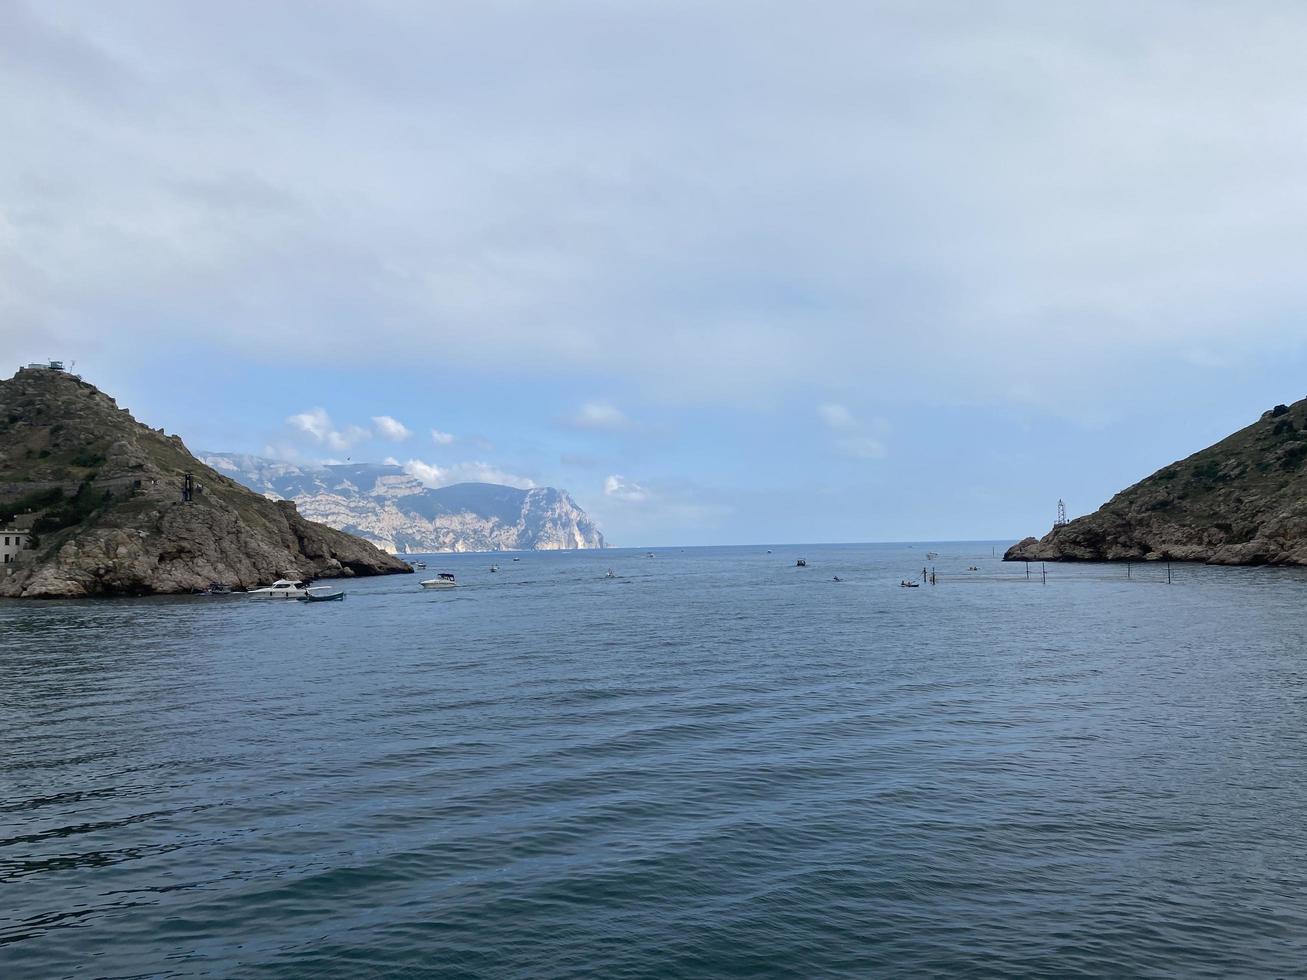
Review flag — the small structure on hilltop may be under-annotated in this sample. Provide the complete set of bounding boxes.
[25,360,65,372]
[1,528,32,565]
[1055,499,1068,527]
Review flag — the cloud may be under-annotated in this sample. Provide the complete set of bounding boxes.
[818,403,856,430]
[372,415,412,441]
[603,474,649,502]
[430,428,456,445]
[565,402,632,431]
[287,407,369,452]
[404,459,535,489]
[817,403,889,459]
[834,436,887,460]
[599,474,733,531]
[7,2,1307,429]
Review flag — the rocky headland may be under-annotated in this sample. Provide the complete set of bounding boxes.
[1006,398,1307,566]
[0,366,411,597]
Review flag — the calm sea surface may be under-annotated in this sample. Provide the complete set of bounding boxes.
[3,543,1307,978]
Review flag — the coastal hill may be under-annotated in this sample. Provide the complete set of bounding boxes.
[203,454,606,553]
[1006,397,1307,565]
[0,366,410,597]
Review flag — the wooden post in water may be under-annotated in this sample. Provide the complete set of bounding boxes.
[1167,562,1172,584]
[1042,563,1046,585]
[1026,561,1030,580]
[1127,563,1131,579]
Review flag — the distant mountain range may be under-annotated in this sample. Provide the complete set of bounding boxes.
[203,453,605,553]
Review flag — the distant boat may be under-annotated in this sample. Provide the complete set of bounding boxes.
[512,557,521,562]
[420,573,458,590]
[646,552,655,558]
[489,564,499,572]
[796,559,807,567]
[299,589,345,602]
[605,569,616,578]
[193,581,231,596]
[900,580,920,588]
[414,561,426,569]
[926,552,939,560]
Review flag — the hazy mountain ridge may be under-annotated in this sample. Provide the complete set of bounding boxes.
[204,454,606,553]
[1006,397,1307,565]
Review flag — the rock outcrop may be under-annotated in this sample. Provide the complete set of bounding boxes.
[0,367,411,597]
[1005,398,1307,566]
[203,454,606,553]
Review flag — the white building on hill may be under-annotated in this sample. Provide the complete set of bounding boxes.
[2,529,31,565]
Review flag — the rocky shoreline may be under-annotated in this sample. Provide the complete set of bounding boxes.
[0,367,411,598]
[1005,398,1307,567]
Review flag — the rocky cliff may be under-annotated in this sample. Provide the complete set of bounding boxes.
[1006,398,1307,565]
[0,367,411,597]
[203,454,606,553]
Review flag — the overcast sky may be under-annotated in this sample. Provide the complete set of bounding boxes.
[4,1,1306,545]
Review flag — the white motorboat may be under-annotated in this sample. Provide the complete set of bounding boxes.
[248,578,309,599]
[420,572,458,589]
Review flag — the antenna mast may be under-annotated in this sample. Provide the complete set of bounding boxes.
[1055,499,1068,527]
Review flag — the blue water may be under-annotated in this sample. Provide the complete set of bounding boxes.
[3,543,1307,978]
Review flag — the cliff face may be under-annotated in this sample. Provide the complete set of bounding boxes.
[203,454,606,553]
[1006,398,1307,565]
[0,368,411,597]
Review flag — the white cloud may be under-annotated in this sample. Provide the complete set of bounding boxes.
[430,428,456,445]
[603,473,649,502]
[818,403,856,430]
[372,415,412,441]
[403,459,535,489]
[835,436,887,460]
[567,402,632,431]
[287,407,369,452]
[816,403,889,459]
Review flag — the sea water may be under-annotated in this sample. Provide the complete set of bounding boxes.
[3,543,1307,977]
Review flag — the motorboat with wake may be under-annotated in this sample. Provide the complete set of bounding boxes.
[420,572,458,589]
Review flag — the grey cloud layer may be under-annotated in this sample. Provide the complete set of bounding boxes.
[3,1,1305,413]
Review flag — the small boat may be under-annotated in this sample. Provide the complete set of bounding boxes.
[605,569,616,578]
[248,578,309,599]
[193,581,232,596]
[414,561,426,569]
[926,552,939,560]
[796,559,807,567]
[489,564,499,572]
[646,552,655,558]
[420,572,458,590]
[512,557,521,562]
[900,580,919,588]
[832,576,842,582]
[300,589,345,602]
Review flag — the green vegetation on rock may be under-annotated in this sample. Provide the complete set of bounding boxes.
[1006,397,1307,565]
[0,367,411,597]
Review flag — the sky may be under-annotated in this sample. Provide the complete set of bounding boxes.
[4,1,1307,546]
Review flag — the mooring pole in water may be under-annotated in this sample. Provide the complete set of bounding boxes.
[1026,561,1030,580]
[1127,563,1131,579]
[1167,562,1172,584]
[1042,563,1046,585]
